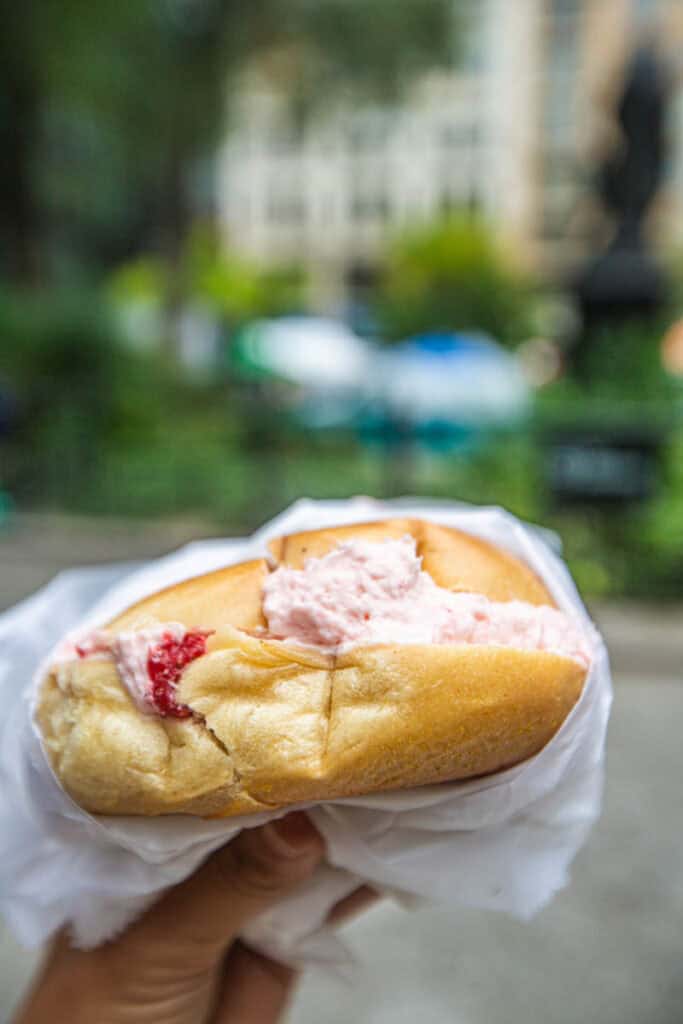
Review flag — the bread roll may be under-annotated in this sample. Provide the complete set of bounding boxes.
[35,519,589,817]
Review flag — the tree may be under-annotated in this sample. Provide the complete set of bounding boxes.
[377,217,534,345]
[269,0,457,114]
[0,7,51,282]
[0,0,458,293]
[0,2,272,279]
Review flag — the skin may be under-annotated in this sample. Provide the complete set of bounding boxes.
[14,812,375,1024]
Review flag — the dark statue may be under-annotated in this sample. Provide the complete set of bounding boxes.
[572,43,671,377]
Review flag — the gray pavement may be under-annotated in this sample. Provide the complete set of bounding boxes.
[1,514,681,1023]
[0,512,221,614]
[291,676,683,1024]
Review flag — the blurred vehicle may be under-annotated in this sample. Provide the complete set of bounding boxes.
[360,332,531,453]
[231,316,371,428]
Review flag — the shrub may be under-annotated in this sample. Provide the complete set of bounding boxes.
[377,215,535,344]
[0,287,239,506]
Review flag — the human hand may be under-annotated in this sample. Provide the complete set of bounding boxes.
[15,812,370,1024]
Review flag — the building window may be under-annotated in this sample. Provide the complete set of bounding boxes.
[459,0,489,72]
[266,193,305,225]
[351,194,389,222]
[544,0,581,148]
[235,196,250,224]
[348,113,388,153]
[441,122,470,148]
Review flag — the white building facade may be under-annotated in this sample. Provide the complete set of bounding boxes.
[217,0,683,304]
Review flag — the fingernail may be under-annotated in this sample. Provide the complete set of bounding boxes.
[266,812,322,858]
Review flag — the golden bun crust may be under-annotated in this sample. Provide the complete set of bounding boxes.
[35,519,586,817]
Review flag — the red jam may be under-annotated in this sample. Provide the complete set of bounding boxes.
[146,630,210,718]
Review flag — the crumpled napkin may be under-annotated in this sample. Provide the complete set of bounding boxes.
[0,498,612,970]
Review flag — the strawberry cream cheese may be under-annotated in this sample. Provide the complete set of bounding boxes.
[57,624,209,718]
[263,536,592,666]
[59,535,591,721]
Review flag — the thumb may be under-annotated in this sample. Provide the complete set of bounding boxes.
[127,812,324,961]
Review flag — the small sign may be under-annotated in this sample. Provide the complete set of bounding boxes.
[545,429,662,505]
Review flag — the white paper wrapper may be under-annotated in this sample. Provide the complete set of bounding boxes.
[0,498,612,970]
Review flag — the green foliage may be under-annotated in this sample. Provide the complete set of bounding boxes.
[1,0,462,284]
[1,2,238,277]
[634,429,683,591]
[1,285,682,601]
[377,216,535,344]
[107,230,305,332]
[184,228,304,320]
[573,319,676,398]
[277,0,456,112]
[1,340,681,600]
[107,261,167,306]
[535,320,679,441]
[532,341,683,597]
[0,288,240,505]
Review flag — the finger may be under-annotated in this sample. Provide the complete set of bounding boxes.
[210,885,380,1023]
[125,812,324,964]
[211,943,297,1024]
[325,884,379,927]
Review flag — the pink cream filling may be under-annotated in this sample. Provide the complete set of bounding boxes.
[56,624,210,717]
[59,536,591,719]
[263,536,592,667]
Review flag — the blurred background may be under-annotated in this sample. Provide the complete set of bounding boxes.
[1,2,682,1023]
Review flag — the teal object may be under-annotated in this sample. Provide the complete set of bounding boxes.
[230,323,277,380]
[0,491,14,528]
